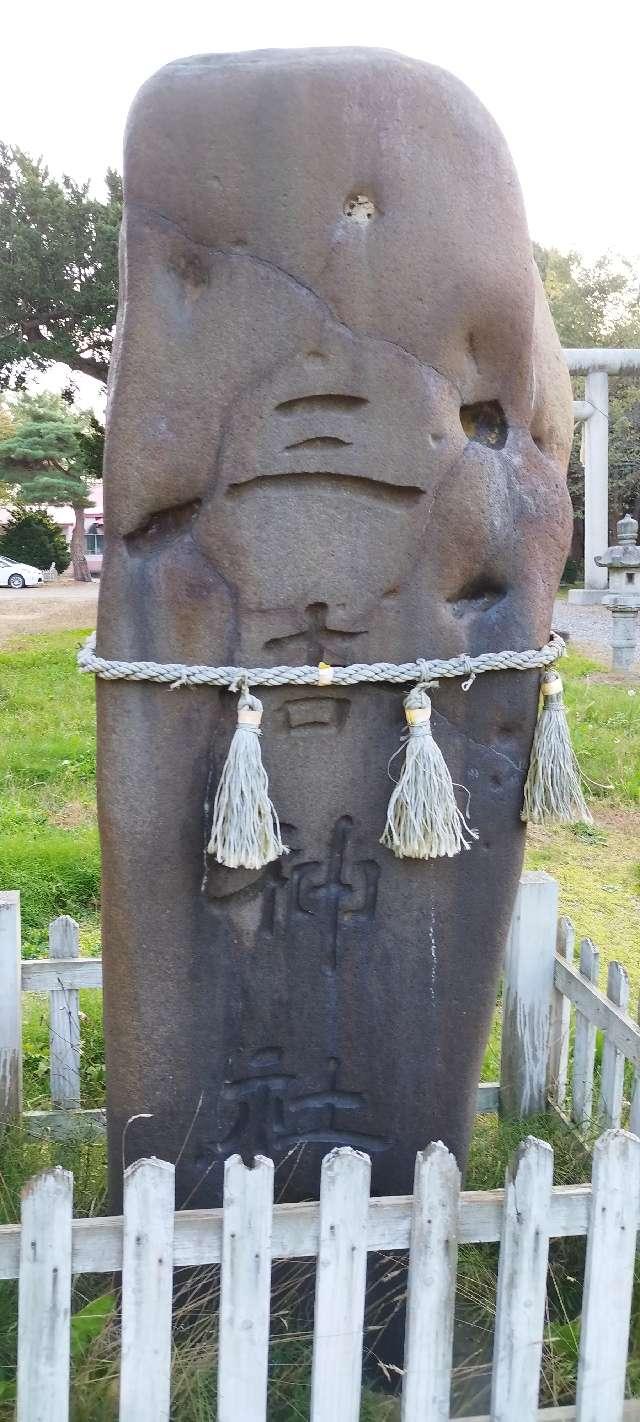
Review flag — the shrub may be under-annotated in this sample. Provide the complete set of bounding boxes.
[0,507,70,573]
[562,556,580,585]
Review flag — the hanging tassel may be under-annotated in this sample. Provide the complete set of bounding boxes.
[381,684,478,859]
[522,671,592,825]
[207,686,288,869]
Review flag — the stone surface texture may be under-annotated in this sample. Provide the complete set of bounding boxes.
[97,48,573,1207]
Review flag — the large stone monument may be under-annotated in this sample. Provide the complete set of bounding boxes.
[97,48,573,1208]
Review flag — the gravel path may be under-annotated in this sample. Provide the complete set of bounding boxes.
[553,596,639,671]
[0,581,634,670]
[0,580,99,647]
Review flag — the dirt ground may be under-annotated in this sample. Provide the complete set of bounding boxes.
[0,579,99,647]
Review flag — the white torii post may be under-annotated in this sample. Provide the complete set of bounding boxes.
[564,349,640,603]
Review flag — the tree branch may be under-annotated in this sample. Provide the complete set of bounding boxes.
[68,353,109,384]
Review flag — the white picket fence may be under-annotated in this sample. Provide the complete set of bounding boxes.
[3,873,640,1417]
[1,1130,639,1421]
[2,872,640,1135]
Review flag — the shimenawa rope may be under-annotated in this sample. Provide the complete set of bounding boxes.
[78,632,588,867]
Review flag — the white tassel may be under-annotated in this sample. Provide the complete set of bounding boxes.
[207,688,288,869]
[381,685,478,859]
[522,671,592,826]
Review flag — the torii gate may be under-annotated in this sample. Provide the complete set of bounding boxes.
[565,348,640,602]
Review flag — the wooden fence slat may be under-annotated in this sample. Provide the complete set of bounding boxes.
[601,962,630,1129]
[21,957,102,991]
[490,1137,553,1422]
[501,872,558,1116]
[17,1167,73,1422]
[310,1147,370,1422]
[554,958,640,1069]
[48,916,81,1109]
[24,1107,106,1138]
[218,1154,274,1422]
[0,1180,599,1281]
[0,890,22,1123]
[548,919,575,1109]
[576,1130,640,1422]
[400,1142,460,1422]
[630,993,640,1137]
[119,1157,175,1422]
[571,940,599,1129]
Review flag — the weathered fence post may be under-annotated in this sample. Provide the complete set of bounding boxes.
[548,916,575,1109]
[49,915,81,1109]
[0,889,22,1124]
[490,1137,553,1421]
[601,960,630,1129]
[401,1142,460,1422]
[572,939,600,1129]
[119,1157,175,1422]
[500,872,558,1117]
[310,1148,370,1422]
[218,1154,274,1422]
[17,1167,73,1422]
[576,1130,640,1422]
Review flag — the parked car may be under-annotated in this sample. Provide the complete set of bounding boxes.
[0,556,44,589]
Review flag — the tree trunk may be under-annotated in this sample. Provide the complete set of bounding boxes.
[71,505,92,582]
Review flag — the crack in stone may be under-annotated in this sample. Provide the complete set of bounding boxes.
[432,708,527,774]
[128,199,464,400]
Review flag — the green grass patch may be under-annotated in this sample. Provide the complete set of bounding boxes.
[0,630,99,952]
[560,648,640,803]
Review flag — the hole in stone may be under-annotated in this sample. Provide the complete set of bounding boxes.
[126,499,202,549]
[459,401,508,449]
[343,193,376,222]
[428,433,446,448]
[448,579,507,618]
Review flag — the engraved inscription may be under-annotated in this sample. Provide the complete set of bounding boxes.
[215,1050,389,1155]
[260,816,379,968]
[265,600,366,662]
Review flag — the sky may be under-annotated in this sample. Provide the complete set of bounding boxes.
[2,0,638,261]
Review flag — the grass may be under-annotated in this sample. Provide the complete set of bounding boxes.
[0,630,99,955]
[0,630,639,1415]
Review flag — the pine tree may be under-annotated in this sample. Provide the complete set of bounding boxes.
[0,394,96,581]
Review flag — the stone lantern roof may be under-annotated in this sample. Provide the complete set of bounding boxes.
[595,513,640,570]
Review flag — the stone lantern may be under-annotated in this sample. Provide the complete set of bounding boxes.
[595,513,640,670]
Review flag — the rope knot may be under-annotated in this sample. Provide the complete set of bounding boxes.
[460,656,477,692]
[170,670,190,690]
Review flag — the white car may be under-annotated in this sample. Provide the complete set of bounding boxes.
[0,555,44,589]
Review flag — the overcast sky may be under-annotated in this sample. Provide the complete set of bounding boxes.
[2,0,638,259]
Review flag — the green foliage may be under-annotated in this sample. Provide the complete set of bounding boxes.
[534,246,640,349]
[0,506,70,573]
[75,413,105,481]
[0,146,120,389]
[0,629,98,951]
[0,392,94,511]
[534,245,640,528]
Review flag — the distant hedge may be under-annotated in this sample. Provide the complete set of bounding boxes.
[0,507,70,573]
